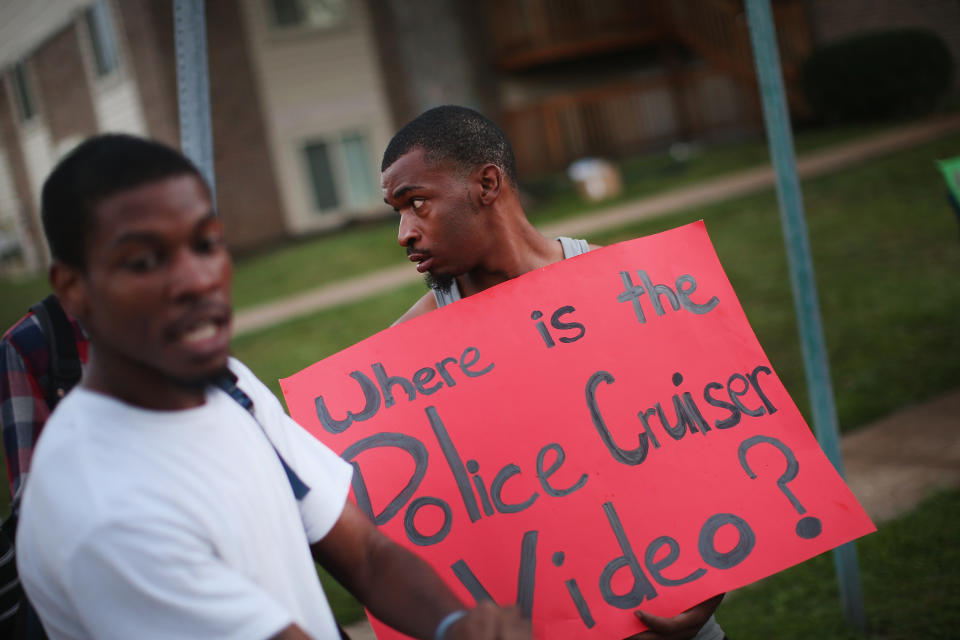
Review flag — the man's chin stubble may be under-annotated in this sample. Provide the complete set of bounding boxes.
[424,272,455,292]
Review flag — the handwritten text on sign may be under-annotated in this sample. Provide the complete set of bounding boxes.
[281,222,875,639]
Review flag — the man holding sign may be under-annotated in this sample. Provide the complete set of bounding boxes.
[381,106,725,639]
[15,134,531,640]
[284,106,873,638]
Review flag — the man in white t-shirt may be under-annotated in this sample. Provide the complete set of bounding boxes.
[15,134,530,640]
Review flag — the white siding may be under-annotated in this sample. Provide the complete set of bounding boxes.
[90,77,147,135]
[19,123,55,266]
[239,0,394,234]
[20,124,54,214]
[78,2,147,136]
[0,0,94,68]
[0,146,41,271]
[0,148,18,225]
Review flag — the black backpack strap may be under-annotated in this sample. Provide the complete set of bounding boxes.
[211,371,311,500]
[210,373,352,638]
[28,295,82,409]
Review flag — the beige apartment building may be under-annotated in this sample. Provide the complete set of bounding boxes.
[0,0,399,273]
[1,0,957,274]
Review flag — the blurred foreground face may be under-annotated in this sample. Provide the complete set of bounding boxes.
[382,148,483,287]
[76,174,233,389]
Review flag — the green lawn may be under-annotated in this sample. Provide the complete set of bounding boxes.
[0,272,51,331]
[233,132,960,435]
[219,116,960,314]
[0,117,934,333]
[228,119,906,313]
[586,133,960,432]
[716,489,960,639]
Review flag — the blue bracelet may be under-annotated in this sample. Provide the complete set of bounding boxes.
[434,609,468,640]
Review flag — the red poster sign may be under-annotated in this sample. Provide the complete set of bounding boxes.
[281,222,875,639]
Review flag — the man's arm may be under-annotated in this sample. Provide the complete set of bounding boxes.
[392,291,438,326]
[270,624,311,640]
[311,501,530,640]
[626,593,725,640]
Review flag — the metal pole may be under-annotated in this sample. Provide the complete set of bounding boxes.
[173,0,216,206]
[743,0,867,632]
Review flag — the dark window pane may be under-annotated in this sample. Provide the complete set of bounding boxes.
[270,0,304,26]
[304,142,339,212]
[341,132,374,207]
[85,2,119,76]
[11,63,36,121]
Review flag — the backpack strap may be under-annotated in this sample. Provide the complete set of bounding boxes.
[210,372,351,639]
[28,295,82,409]
[211,371,311,501]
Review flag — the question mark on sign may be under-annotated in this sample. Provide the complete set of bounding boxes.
[738,435,822,539]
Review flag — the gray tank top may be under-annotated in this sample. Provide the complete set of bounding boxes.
[433,237,590,308]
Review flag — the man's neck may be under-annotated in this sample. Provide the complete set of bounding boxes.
[83,355,209,411]
[455,221,564,298]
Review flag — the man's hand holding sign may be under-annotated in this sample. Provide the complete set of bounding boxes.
[281,221,875,639]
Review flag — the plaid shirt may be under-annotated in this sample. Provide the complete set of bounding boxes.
[1,310,89,503]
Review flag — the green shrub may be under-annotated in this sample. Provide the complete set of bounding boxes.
[801,28,954,122]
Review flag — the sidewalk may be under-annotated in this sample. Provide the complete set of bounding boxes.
[342,387,960,639]
[234,112,960,336]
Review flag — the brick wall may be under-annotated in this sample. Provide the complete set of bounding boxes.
[117,0,180,147]
[117,0,288,251]
[0,82,44,259]
[202,0,287,249]
[31,25,97,144]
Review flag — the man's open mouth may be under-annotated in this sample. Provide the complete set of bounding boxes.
[181,321,219,344]
[169,304,232,348]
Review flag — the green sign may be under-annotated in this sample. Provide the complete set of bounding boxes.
[937,156,960,202]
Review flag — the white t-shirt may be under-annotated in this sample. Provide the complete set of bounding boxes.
[16,358,353,640]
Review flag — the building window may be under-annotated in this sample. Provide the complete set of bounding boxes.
[303,131,376,213]
[341,133,375,208]
[304,141,339,211]
[268,0,347,30]
[10,62,37,122]
[84,0,120,77]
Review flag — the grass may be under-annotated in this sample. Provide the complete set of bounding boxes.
[0,272,52,332]
[232,132,960,436]
[0,117,928,333]
[225,117,947,312]
[522,119,895,228]
[231,284,424,401]
[715,489,960,639]
[229,222,402,311]
[585,132,960,432]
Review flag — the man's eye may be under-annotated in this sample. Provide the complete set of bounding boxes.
[125,253,160,272]
[411,198,426,211]
[195,234,222,254]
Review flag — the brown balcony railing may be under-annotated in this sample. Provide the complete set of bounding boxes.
[491,0,813,177]
[486,0,670,70]
[501,66,758,178]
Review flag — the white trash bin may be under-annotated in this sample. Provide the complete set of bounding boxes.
[567,158,622,202]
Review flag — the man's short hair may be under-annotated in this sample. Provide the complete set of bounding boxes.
[381,105,519,186]
[41,134,204,269]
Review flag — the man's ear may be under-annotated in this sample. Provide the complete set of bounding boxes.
[50,261,88,321]
[477,164,503,206]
